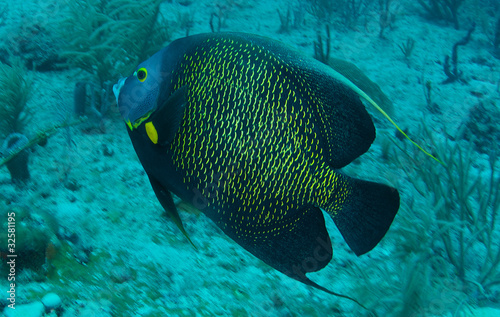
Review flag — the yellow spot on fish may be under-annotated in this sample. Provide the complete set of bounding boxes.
[145,122,158,144]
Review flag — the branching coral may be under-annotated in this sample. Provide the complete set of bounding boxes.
[443,23,475,84]
[398,124,500,300]
[57,0,171,111]
[417,0,465,29]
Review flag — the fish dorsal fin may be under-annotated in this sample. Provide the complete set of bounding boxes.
[201,33,373,168]
[328,57,394,116]
[329,69,442,164]
[148,176,197,249]
[299,68,376,168]
[145,86,188,146]
[232,32,441,164]
[307,50,442,165]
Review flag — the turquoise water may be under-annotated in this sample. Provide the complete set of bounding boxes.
[0,1,499,316]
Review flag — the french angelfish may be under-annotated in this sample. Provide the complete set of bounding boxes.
[113,32,400,301]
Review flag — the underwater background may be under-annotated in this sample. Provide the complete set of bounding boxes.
[0,0,499,316]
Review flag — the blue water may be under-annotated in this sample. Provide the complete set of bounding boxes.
[0,0,499,316]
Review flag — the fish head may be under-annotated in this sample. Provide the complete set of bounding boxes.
[114,48,169,130]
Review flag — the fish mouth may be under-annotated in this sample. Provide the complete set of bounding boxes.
[113,77,126,105]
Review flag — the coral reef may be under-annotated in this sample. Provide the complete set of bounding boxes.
[0,0,67,71]
[6,23,65,71]
[418,0,465,29]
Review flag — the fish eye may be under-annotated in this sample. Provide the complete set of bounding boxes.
[137,68,148,82]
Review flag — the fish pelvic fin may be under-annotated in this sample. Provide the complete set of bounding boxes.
[148,176,197,250]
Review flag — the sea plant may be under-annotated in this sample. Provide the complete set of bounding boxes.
[0,4,7,27]
[355,122,500,315]
[277,7,292,33]
[313,25,331,64]
[0,60,32,139]
[339,0,373,30]
[422,79,441,114]
[57,0,171,112]
[176,10,194,37]
[305,0,336,22]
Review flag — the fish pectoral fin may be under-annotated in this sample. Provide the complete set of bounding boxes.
[148,176,197,249]
[328,177,399,256]
[149,85,188,146]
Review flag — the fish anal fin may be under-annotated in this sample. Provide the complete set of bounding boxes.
[233,204,369,311]
[148,176,197,249]
[230,205,332,283]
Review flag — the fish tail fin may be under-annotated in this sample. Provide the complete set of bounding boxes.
[326,177,400,256]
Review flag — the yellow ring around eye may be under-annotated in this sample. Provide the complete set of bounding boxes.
[137,68,147,82]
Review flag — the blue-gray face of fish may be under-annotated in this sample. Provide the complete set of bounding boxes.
[114,48,168,130]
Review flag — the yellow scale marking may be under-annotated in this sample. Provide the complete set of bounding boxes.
[167,37,351,241]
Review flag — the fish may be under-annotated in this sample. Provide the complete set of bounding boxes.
[113,32,400,303]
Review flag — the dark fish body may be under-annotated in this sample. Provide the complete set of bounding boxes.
[114,33,399,294]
